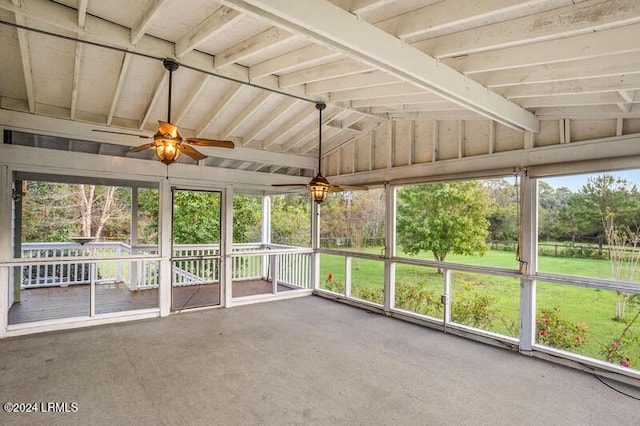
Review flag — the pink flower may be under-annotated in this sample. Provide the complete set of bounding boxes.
[611,340,618,348]
[327,273,333,282]
[621,361,630,368]
[540,330,547,336]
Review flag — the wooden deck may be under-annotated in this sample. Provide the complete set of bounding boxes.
[8,280,297,325]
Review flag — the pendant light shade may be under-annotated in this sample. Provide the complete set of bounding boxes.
[309,172,330,203]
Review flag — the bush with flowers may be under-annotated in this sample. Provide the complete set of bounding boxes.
[536,307,588,351]
[600,304,640,368]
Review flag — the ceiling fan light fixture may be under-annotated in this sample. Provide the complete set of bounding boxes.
[309,173,330,203]
[155,138,181,165]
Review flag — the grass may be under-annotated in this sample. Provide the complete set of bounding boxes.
[319,248,640,367]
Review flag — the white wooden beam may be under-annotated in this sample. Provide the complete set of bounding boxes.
[214,27,293,69]
[414,0,640,59]
[218,0,539,132]
[351,93,443,108]
[477,53,640,88]
[173,74,210,126]
[107,53,132,126]
[240,97,298,144]
[279,59,374,88]
[447,22,640,75]
[14,14,35,113]
[496,74,640,99]
[195,82,243,136]
[534,105,640,119]
[261,104,316,149]
[0,0,307,105]
[175,6,240,58]
[329,82,426,102]
[220,91,272,139]
[376,0,564,41]
[514,92,632,108]
[0,109,317,171]
[77,0,88,28]
[139,71,168,130]
[350,0,394,15]
[283,108,342,152]
[70,42,83,120]
[618,90,635,103]
[131,0,168,44]
[249,44,340,80]
[305,71,397,96]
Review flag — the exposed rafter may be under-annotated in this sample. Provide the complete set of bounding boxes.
[138,71,168,130]
[70,42,83,120]
[107,53,132,126]
[173,74,210,126]
[77,0,88,28]
[195,82,243,136]
[220,91,272,139]
[14,14,35,113]
[241,97,298,145]
[261,104,316,149]
[175,6,240,58]
[249,44,340,80]
[214,26,292,69]
[130,0,167,44]
[217,0,539,132]
[413,0,640,59]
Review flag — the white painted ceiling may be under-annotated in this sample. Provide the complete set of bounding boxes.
[1,0,639,178]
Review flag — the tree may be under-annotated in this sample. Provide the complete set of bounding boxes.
[484,179,518,242]
[74,185,129,240]
[320,189,385,249]
[603,210,640,320]
[538,182,573,242]
[172,191,221,244]
[566,175,640,244]
[233,195,263,243]
[396,181,495,266]
[22,182,130,242]
[270,194,310,246]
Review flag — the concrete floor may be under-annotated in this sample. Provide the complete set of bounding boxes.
[0,296,638,426]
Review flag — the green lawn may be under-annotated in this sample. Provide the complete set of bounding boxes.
[319,248,639,367]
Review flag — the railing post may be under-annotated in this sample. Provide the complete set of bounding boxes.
[90,262,96,317]
[129,187,139,291]
[345,256,352,297]
[519,173,538,354]
[270,254,279,294]
[222,185,234,307]
[383,184,396,312]
[443,269,451,331]
[158,179,172,316]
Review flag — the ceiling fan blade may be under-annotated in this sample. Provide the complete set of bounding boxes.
[158,121,179,138]
[179,144,207,161]
[185,138,235,149]
[271,183,308,188]
[332,184,369,191]
[128,142,156,152]
[93,129,150,138]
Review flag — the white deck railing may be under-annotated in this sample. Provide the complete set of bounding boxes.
[19,242,311,290]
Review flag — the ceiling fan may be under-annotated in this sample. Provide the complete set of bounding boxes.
[273,102,367,203]
[94,58,234,165]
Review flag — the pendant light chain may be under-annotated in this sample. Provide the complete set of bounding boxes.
[317,102,326,174]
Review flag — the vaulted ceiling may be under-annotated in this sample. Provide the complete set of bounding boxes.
[1,0,639,182]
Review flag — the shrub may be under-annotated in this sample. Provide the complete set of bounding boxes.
[451,280,497,329]
[395,281,442,317]
[536,307,588,351]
